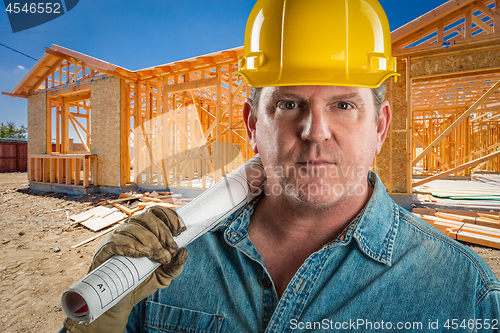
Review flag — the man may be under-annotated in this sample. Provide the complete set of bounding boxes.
[64,0,500,332]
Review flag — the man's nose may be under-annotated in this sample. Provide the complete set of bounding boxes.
[300,109,331,144]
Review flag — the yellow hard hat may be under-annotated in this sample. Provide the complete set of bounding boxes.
[237,0,399,88]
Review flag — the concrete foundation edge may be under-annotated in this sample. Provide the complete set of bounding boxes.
[29,182,138,195]
[136,185,206,199]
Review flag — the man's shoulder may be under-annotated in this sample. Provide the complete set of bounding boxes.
[395,206,500,288]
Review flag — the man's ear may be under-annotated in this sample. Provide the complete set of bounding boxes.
[375,100,392,155]
[243,99,259,154]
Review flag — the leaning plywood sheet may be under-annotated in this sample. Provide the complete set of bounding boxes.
[81,210,127,232]
[69,205,117,224]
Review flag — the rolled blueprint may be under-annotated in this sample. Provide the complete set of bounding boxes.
[61,155,266,323]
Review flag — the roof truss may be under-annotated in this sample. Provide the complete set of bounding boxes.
[392,0,499,56]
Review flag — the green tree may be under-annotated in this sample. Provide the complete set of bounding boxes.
[0,122,27,139]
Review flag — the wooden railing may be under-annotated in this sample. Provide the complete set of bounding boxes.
[29,154,97,187]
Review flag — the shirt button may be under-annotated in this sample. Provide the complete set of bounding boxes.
[230,231,238,237]
[262,277,272,288]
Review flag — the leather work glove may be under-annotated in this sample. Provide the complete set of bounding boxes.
[63,206,188,333]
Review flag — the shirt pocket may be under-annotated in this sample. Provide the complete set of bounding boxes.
[145,301,225,333]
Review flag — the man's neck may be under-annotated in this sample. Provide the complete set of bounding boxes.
[247,182,373,298]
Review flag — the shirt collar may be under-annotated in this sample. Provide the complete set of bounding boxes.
[348,171,399,266]
[218,171,399,266]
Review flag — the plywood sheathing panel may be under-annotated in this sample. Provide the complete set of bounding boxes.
[27,92,47,156]
[374,131,391,191]
[410,49,500,79]
[91,77,121,186]
[375,58,409,194]
[393,58,408,132]
[392,132,408,193]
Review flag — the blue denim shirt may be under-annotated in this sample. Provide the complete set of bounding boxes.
[126,171,500,332]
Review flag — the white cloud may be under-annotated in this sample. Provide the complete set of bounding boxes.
[17,65,25,70]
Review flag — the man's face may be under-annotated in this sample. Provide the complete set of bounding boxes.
[244,85,391,208]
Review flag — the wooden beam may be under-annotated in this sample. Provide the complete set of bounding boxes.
[61,98,69,154]
[163,77,218,95]
[49,45,138,80]
[46,97,52,154]
[47,81,91,97]
[45,47,71,60]
[413,149,500,187]
[121,79,130,186]
[2,91,27,98]
[29,58,65,93]
[471,15,494,34]
[392,0,478,46]
[61,90,91,103]
[133,82,140,185]
[413,79,500,166]
[68,112,90,136]
[69,116,90,152]
[465,10,472,37]
[476,2,500,28]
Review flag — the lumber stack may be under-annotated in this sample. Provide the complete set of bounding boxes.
[69,191,191,248]
[412,208,500,249]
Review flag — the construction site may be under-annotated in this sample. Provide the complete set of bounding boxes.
[1,0,500,331]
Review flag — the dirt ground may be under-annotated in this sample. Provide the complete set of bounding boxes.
[0,173,500,333]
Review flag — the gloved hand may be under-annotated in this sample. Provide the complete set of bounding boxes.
[63,206,188,333]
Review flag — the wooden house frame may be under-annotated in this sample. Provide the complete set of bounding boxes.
[386,0,500,191]
[4,45,254,193]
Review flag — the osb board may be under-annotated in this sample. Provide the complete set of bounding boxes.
[27,92,46,156]
[91,76,121,187]
[410,49,500,78]
[391,58,407,132]
[391,132,407,194]
[374,137,391,192]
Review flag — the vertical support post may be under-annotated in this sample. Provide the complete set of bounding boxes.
[66,158,72,185]
[228,64,234,173]
[406,58,412,194]
[156,77,163,186]
[245,83,250,161]
[29,157,35,181]
[83,156,89,187]
[437,24,444,43]
[93,155,98,185]
[215,66,222,183]
[58,158,64,184]
[388,79,393,192]
[50,157,56,184]
[495,1,500,33]
[46,97,52,154]
[465,11,472,37]
[133,82,140,185]
[43,157,49,182]
[32,157,40,182]
[120,79,130,186]
[145,81,151,185]
[75,158,81,186]
[56,107,61,153]
[62,98,69,153]
[162,77,170,186]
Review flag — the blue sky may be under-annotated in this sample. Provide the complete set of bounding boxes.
[0,0,446,131]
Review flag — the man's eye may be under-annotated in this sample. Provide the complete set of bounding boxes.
[337,102,352,110]
[279,101,299,110]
